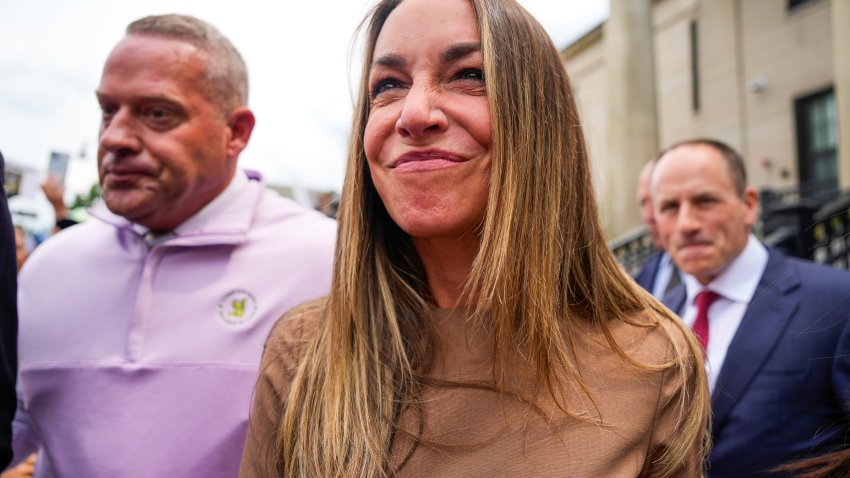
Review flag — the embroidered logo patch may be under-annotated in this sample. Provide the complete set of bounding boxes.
[218,290,257,325]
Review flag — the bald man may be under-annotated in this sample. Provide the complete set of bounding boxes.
[633,161,680,297]
[653,138,850,477]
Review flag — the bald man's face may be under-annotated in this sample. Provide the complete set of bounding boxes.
[651,144,758,285]
[638,163,661,248]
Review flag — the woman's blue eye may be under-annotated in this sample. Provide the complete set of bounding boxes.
[372,79,402,97]
[457,69,484,81]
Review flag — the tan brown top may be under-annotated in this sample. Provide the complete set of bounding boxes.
[240,302,703,477]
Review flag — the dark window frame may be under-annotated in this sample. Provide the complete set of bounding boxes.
[689,20,700,113]
[788,0,815,12]
[794,86,837,197]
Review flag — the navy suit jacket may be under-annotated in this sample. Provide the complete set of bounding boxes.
[663,248,850,477]
[634,250,664,293]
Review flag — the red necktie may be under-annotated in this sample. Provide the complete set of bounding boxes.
[692,290,719,351]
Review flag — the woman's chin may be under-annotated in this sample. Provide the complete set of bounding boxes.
[392,214,480,242]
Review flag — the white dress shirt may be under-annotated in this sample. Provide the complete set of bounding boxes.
[651,252,678,298]
[680,234,768,391]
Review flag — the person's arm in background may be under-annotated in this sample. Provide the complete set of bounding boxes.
[0,152,19,468]
[0,453,34,478]
[40,176,76,232]
[7,396,37,470]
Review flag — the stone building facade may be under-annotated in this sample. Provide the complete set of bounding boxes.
[564,0,848,239]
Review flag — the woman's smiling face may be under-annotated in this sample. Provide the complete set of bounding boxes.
[364,0,492,241]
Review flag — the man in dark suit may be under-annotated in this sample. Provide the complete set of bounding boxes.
[0,151,18,468]
[633,160,680,297]
[652,138,850,477]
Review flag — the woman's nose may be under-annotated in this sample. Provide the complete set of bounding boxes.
[395,84,448,138]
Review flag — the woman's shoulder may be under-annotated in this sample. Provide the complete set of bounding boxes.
[264,297,327,360]
[241,300,327,477]
[574,308,697,370]
[618,308,694,362]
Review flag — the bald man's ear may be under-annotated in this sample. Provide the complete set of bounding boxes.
[743,186,759,227]
[226,107,255,161]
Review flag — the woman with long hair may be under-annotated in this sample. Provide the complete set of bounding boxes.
[240,0,710,476]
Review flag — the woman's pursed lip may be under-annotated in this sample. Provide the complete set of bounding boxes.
[392,158,467,173]
[390,149,467,168]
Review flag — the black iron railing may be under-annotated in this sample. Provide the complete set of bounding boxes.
[810,193,850,269]
[610,226,657,276]
[759,179,840,210]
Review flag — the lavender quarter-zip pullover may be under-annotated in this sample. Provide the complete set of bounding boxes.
[13,172,336,477]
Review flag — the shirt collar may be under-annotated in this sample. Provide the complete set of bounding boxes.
[683,234,768,304]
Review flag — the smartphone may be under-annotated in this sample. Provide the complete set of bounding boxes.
[48,151,70,186]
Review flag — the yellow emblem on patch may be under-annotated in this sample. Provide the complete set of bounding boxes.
[218,290,257,325]
[230,298,247,317]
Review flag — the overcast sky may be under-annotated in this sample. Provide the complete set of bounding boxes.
[0,0,608,199]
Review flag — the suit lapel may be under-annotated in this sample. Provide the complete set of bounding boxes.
[711,251,800,433]
[635,251,663,291]
[661,283,686,314]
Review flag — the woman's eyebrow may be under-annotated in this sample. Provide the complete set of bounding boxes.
[441,42,481,63]
[371,42,481,70]
[372,53,405,69]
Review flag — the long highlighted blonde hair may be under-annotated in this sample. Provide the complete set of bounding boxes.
[276,0,710,476]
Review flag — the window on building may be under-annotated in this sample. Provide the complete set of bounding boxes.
[788,0,815,11]
[795,87,837,198]
[690,20,700,113]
